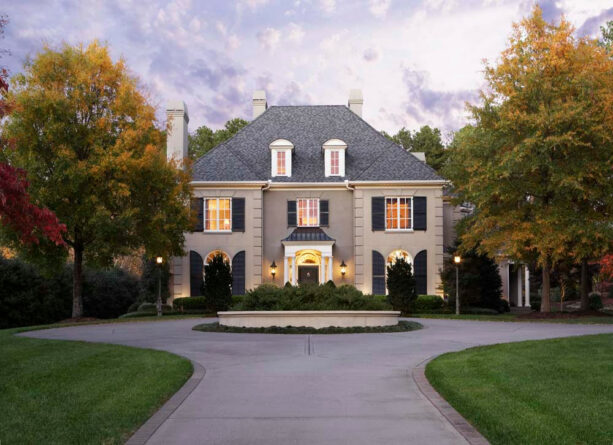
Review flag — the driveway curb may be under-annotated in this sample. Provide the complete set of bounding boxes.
[126,360,206,445]
[412,362,489,445]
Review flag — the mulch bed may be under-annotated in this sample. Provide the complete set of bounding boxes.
[517,311,612,320]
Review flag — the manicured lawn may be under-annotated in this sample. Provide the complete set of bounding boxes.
[426,334,613,445]
[0,326,193,444]
[410,313,613,324]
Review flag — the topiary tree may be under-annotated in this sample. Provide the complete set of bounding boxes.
[386,257,416,313]
[203,254,232,312]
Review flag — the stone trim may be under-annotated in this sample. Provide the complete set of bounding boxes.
[412,361,490,445]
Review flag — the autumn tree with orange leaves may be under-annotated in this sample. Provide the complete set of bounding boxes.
[444,7,613,312]
[3,42,192,318]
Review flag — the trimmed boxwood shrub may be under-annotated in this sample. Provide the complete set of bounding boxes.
[203,254,232,312]
[173,296,207,312]
[386,257,417,313]
[412,295,445,313]
[234,283,392,311]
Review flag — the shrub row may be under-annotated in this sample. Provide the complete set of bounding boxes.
[234,282,392,311]
[0,257,141,328]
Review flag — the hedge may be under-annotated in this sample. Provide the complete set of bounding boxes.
[412,295,445,313]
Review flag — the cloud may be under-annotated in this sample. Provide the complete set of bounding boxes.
[536,0,564,23]
[369,0,391,18]
[577,7,613,37]
[319,0,336,14]
[287,23,305,43]
[363,47,379,62]
[257,27,281,51]
[239,0,269,11]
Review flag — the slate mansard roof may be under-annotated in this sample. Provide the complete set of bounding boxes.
[192,105,444,183]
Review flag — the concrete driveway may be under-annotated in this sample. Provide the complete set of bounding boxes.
[23,318,613,445]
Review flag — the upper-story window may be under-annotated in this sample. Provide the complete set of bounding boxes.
[298,198,319,227]
[323,139,346,177]
[385,197,412,230]
[205,198,231,231]
[270,139,293,177]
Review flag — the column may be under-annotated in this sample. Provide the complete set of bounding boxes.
[327,256,333,283]
[283,256,289,285]
[292,257,297,285]
[319,258,325,284]
[517,264,523,307]
[525,265,530,307]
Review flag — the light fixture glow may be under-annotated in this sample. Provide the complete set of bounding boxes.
[454,255,461,264]
[340,260,347,276]
[156,256,163,264]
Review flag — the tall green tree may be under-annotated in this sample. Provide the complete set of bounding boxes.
[443,7,613,312]
[3,42,192,318]
[383,125,447,172]
[188,117,248,159]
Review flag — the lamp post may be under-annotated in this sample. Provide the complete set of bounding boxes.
[156,256,163,317]
[270,261,277,281]
[340,260,347,280]
[454,255,461,315]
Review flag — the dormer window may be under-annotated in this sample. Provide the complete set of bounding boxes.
[323,139,347,177]
[270,139,293,177]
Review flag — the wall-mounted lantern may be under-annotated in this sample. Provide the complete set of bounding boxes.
[340,260,347,277]
[270,260,277,280]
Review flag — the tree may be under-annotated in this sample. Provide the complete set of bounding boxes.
[0,16,65,246]
[203,253,232,312]
[598,20,612,52]
[382,125,447,172]
[3,42,192,318]
[386,257,416,313]
[443,7,613,312]
[441,242,504,311]
[188,117,248,159]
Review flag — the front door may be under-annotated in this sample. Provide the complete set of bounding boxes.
[298,266,319,284]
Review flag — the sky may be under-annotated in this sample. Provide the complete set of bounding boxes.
[2,0,613,136]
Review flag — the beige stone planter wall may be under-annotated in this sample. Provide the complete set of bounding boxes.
[217,311,401,329]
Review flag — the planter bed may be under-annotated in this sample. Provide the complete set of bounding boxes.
[218,310,400,329]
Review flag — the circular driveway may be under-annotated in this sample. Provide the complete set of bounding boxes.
[24,318,613,445]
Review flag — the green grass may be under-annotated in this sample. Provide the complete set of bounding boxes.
[0,326,193,444]
[426,334,613,445]
[193,320,422,334]
[410,313,613,324]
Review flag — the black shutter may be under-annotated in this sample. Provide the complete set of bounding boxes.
[414,250,427,295]
[320,200,329,226]
[371,197,385,231]
[191,198,203,232]
[232,198,245,232]
[372,250,386,295]
[189,251,204,296]
[287,200,297,227]
[413,197,427,230]
[232,251,246,295]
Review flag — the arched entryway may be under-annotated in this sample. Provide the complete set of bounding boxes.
[296,250,322,284]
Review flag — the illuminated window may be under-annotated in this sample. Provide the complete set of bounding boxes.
[205,250,230,265]
[330,151,339,175]
[385,197,412,230]
[277,151,286,176]
[387,249,412,267]
[297,198,319,227]
[205,198,231,231]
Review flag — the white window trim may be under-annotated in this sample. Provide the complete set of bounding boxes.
[385,197,414,232]
[297,198,320,227]
[271,148,292,177]
[203,197,232,232]
[323,139,346,178]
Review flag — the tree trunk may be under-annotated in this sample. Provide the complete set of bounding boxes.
[72,243,84,318]
[540,264,551,313]
[580,258,589,311]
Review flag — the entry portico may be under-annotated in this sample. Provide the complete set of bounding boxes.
[282,227,335,285]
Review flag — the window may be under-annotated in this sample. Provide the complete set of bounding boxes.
[205,250,230,264]
[330,150,340,175]
[205,198,231,231]
[387,249,412,267]
[385,197,412,230]
[297,198,319,227]
[276,151,286,176]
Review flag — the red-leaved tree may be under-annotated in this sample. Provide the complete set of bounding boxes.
[0,15,65,246]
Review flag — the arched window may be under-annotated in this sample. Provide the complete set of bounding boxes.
[205,250,230,265]
[387,249,412,267]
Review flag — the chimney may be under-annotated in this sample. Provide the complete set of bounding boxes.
[348,89,363,117]
[253,90,267,119]
[411,152,426,162]
[166,100,189,164]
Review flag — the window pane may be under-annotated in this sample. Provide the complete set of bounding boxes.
[330,151,339,175]
[277,151,286,175]
[386,198,397,229]
[206,199,218,231]
[220,199,231,230]
[399,198,409,229]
